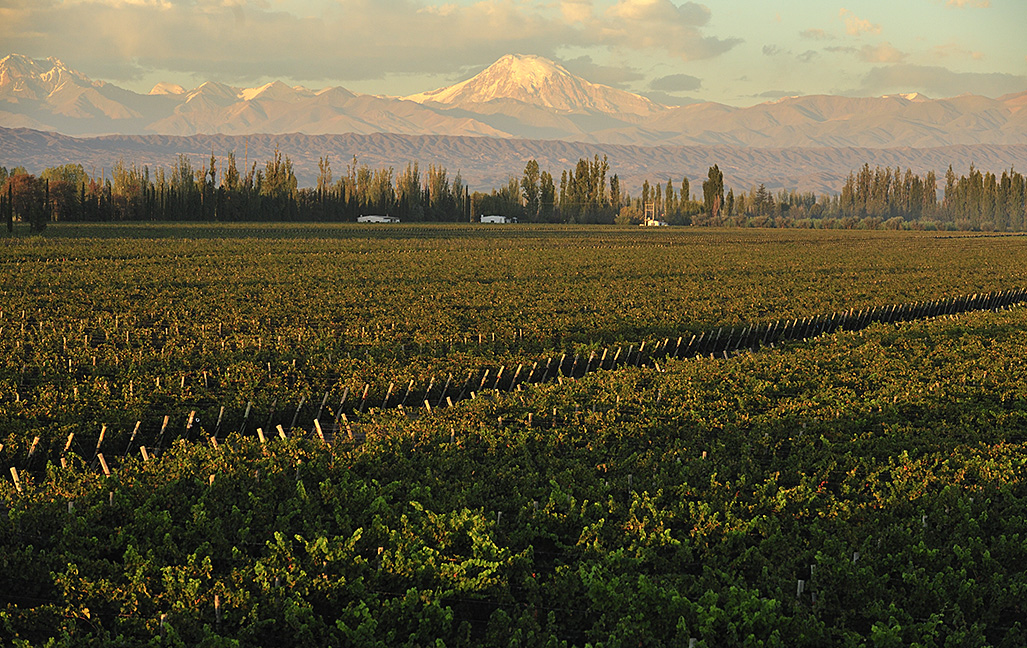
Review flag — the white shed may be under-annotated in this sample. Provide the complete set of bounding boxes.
[480,215,516,224]
[357,215,400,223]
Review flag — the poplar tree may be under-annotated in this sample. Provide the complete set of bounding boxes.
[521,159,541,222]
[540,171,556,222]
[702,164,724,221]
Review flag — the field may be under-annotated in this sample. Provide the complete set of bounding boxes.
[3,224,1027,646]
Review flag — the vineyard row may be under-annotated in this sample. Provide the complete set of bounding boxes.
[4,287,1025,480]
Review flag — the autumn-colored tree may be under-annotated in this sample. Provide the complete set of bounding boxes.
[3,172,47,231]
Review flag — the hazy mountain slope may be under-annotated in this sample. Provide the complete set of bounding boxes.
[647,93,1027,147]
[4,127,1025,197]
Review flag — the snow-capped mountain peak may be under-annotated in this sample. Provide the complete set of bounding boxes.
[149,82,186,96]
[405,53,662,116]
[0,54,96,100]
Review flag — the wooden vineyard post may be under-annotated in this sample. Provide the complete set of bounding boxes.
[289,395,307,432]
[185,411,196,438]
[315,392,329,422]
[382,382,395,409]
[456,372,473,402]
[122,421,141,458]
[435,374,452,408]
[26,436,40,469]
[538,357,554,382]
[10,466,21,492]
[97,453,110,477]
[422,377,435,407]
[257,428,266,444]
[277,424,287,440]
[94,424,106,459]
[358,384,370,413]
[400,379,414,407]
[314,419,325,443]
[140,446,149,461]
[156,415,170,450]
[214,406,225,437]
[241,401,252,435]
[341,414,353,441]
[263,398,277,434]
[330,388,349,436]
[510,364,523,390]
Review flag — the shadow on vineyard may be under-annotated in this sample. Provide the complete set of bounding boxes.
[3,287,1025,473]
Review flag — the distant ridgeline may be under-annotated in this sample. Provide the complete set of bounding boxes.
[1,154,1025,231]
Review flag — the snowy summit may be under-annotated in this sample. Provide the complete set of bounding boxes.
[404,54,662,116]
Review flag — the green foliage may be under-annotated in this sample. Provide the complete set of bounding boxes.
[2,227,1027,645]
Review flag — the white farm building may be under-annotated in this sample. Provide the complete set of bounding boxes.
[480,215,517,224]
[357,215,400,223]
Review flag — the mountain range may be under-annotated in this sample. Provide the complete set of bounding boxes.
[1,52,1026,193]
[3,53,1025,148]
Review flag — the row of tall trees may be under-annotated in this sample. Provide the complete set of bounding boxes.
[470,156,619,224]
[631,164,1027,231]
[0,152,472,224]
[3,155,1026,231]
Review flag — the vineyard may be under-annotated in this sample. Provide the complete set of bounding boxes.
[3,224,1027,646]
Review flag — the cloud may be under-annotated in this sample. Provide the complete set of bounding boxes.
[799,28,833,41]
[598,0,741,60]
[762,45,784,57]
[825,43,905,64]
[0,0,740,88]
[606,0,711,26]
[559,0,592,23]
[0,0,584,85]
[860,64,1027,98]
[944,0,990,7]
[932,43,984,61]
[649,73,702,93]
[838,8,881,36]
[641,71,702,105]
[858,43,906,63]
[754,90,803,99]
[559,56,644,89]
[639,90,702,107]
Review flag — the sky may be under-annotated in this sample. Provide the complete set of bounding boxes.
[1,0,1024,106]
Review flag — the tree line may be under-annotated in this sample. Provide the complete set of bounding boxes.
[2,151,1026,231]
[633,163,1026,231]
